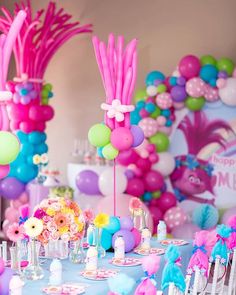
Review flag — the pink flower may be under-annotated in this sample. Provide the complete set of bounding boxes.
[42,230,50,241]
[83,209,94,223]
[34,208,46,219]
[43,215,51,223]
[70,223,78,235]
[47,221,57,233]
[7,223,25,242]
[50,231,59,241]
[129,197,142,211]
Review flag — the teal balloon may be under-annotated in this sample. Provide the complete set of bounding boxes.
[11,154,26,167]
[200,65,218,82]
[169,77,177,86]
[27,155,34,165]
[40,132,47,142]
[16,130,28,143]
[143,192,152,202]
[28,131,44,145]
[136,101,145,110]
[21,143,34,155]
[130,110,141,125]
[145,103,156,113]
[35,143,48,154]
[146,71,165,85]
[161,109,171,117]
[16,164,38,183]
[97,147,104,158]
[104,216,121,234]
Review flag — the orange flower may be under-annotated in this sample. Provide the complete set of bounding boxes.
[70,202,80,216]
[54,213,67,228]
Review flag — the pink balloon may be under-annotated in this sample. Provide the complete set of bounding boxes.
[156,116,167,126]
[111,127,133,151]
[148,205,163,234]
[19,121,35,133]
[8,104,29,121]
[136,158,151,172]
[18,192,29,204]
[164,206,188,231]
[10,199,23,209]
[186,77,205,97]
[156,92,173,110]
[10,121,20,131]
[156,192,177,213]
[144,170,164,192]
[138,118,158,138]
[5,206,19,223]
[131,227,141,247]
[171,222,200,239]
[0,165,10,179]
[204,84,219,102]
[221,207,236,224]
[126,178,145,197]
[2,219,11,237]
[42,105,54,121]
[179,55,201,79]
[95,193,153,233]
[117,149,139,166]
[36,121,46,132]
[29,105,43,121]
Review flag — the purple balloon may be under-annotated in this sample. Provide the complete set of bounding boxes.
[218,71,228,79]
[177,76,186,86]
[130,125,144,147]
[120,216,134,230]
[0,267,14,295]
[170,85,187,102]
[76,170,100,195]
[0,177,25,200]
[112,229,135,252]
[125,169,135,180]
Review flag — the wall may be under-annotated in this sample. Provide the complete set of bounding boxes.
[1,0,236,182]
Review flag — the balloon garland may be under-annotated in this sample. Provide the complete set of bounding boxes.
[0,1,92,195]
[88,34,145,215]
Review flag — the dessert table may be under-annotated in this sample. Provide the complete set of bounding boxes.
[22,239,193,294]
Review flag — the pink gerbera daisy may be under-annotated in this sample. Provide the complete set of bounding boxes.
[7,223,25,242]
[83,209,94,223]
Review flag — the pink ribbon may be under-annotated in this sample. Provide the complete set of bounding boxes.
[175,257,182,266]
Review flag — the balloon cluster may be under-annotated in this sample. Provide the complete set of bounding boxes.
[9,131,48,184]
[88,34,144,160]
[133,55,236,112]
[88,215,141,253]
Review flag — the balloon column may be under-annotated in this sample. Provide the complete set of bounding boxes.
[88,34,144,161]
[0,1,92,199]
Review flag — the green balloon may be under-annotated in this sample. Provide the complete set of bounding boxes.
[152,190,161,199]
[102,143,119,160]
[157,84,167,93]
[134,89,147,103]
[200,55,216,66]
[217,58,235,76]
[0,131,20,165]
[150,107,161,119]
[88,124,111,147]
[185,96,205,111]
[149,132,169,152]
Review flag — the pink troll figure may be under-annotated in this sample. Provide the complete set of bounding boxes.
[227,216,236,250]
[134,254,160,295]
[187,231,209,276]
[171,111,233,205]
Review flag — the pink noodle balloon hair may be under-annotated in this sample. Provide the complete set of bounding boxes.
[170,111,233,205]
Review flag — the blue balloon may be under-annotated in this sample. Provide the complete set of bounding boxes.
[136,101,145,110]
[143,192,152,201]
[166,120,173,127]
[209,78,217,87]
[16,164,38,183]
[104,216,121,234]
[145,103,156,113]
[97,147,104,158]
[21,143,34,155]
[35,143,48,154]
[40,132,47,142]
[28,131,44,145]
[169,77,177,86]
[11,154,26,167]
[26,155,34,165]
[16,130,28,143]
[161,109,171,117]
[130,110,141,125]
[146,71,165,86]
[200,65,218,82]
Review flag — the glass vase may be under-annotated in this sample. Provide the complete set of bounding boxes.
[69,239,85,264]
[44,239,68,259]
[23,239,44,280]
[96,228,106,258]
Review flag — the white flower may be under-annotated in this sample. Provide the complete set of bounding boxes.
[101,99,134,122]
[33,154,41,165]
[41,153,49,164]
[24,217,43,238]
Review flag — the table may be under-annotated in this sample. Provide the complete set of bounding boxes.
[23,239,193,294]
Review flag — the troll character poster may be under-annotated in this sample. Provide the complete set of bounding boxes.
[170,101,236,212]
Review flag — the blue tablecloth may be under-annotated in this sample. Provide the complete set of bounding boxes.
[23,240,193,294]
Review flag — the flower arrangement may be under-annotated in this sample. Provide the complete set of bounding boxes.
[24,217,44,238]
[33,198,84,244]
[49,186,74,200]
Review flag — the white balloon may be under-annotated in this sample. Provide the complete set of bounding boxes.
[152,152,175,177]
[146,85,158,97]
[98,166,128,196]
[219,77,236,106]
